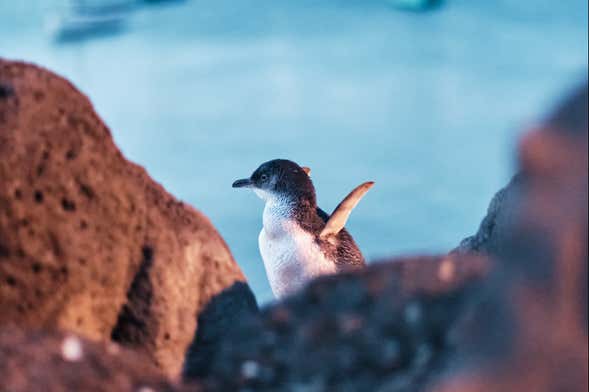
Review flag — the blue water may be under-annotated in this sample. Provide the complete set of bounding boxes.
[1,0,587,302]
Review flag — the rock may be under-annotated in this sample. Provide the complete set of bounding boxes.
[433,84,588,391]
[191,254,489,391]
[453,173,523,256]
[0,58,248,377]
[455,84,588,259]
[0,326,198,392]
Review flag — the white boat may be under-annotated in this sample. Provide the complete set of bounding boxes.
[47,0,134,42]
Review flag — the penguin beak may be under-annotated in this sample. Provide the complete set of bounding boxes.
[232,178,253,188]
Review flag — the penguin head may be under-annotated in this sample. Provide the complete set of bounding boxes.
[232,159,315,204]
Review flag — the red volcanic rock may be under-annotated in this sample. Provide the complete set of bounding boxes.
[0,59,247,377]
[0,327,198,392]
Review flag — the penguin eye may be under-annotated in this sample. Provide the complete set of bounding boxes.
[260,174,268,182]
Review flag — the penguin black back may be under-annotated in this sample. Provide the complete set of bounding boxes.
[314,207,365,269]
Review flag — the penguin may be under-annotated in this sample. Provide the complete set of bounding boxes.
[232,159,374,299]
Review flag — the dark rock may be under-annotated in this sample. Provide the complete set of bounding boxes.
[192,255,489,391]
[0,326,198,392]
[453,173,524,257]
[183,281,259,380]
[0,58,247,376]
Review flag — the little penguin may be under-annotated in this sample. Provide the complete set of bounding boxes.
[232,159,374,299]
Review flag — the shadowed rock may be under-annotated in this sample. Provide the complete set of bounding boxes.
[0,58,247,377]
[453,174,523,256]
[183,281,259,380]
[190,255,489,391]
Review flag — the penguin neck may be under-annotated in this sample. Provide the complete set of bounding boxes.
[257,191,316,237]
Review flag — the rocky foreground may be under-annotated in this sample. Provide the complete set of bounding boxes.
[0,59,251,380]
[0,59,587,391]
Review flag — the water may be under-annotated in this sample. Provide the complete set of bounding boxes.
[1,0,587,303]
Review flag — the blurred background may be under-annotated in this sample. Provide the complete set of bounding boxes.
[1,0,587,303]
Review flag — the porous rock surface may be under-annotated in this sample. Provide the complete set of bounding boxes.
[0,58,247,377]
[0,326,198,392]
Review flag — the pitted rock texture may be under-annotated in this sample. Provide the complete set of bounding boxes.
[0,58,247,376]
[0,327,198,392]
[192,255,489,391]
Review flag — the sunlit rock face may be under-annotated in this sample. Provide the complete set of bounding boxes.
[0,58,248,377]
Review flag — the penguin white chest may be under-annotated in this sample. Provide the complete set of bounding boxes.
[258,205,335,299]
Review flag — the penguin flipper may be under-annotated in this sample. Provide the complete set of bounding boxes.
[319,181,374,239]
